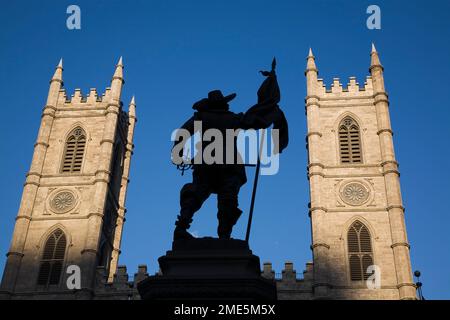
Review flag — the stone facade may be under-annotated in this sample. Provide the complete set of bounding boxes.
[0,58,137,299]
[0,45,416,300]
[305,45,416,299]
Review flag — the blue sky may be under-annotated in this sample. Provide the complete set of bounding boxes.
[0,0,449,299]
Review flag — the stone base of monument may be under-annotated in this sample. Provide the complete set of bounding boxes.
[137,238,277,300]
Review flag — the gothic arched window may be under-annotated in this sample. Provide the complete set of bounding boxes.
[61,127,86,173]
[339,117,362,164]
[347,221,373,281]
[37,228,67,287]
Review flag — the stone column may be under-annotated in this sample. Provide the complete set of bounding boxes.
[109,96,136,281]
[0,60,63,294]
[305,49,330,299]
[370,45,416,299]
[81,58,123,295]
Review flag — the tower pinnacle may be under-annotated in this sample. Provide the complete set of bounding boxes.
[51,58,64,84]
[306,48,317,71]
[110,57,124,102]
[305,48,318,95]
[112,56,124,82]
[129,95,136,118]
[370,43,383,70]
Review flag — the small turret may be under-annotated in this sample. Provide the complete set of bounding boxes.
[370,43,383,70]
[51,59,64,83]
[369,43,385,93]
[110,56,124,104]
[46,59,64,107]
[129,95,136,120]
[305,48,319,96]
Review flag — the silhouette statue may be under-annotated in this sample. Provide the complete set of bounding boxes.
[172,59,288,241]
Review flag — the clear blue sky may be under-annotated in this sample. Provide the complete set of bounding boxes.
[0,0,449,299]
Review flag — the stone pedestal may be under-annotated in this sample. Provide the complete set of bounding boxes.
[137,238,277,300]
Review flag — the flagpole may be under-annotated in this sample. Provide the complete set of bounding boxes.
[245,57,276,243]
[245,128,266,243]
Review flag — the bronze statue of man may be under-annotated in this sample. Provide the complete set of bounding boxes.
[172,61,288,241]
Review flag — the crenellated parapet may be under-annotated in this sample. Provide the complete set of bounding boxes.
[47,58,133,126]
[93,261,314,300]
[57,87,116,106]
[55,88,112,111]
[94,265,150,300]
[264,261,314,300]
[305,48,377,109]
[315,76,374,97]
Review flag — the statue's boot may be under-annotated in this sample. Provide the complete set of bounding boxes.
[173,226,194,240]
[173,211,195,240]
[217,208,242,239]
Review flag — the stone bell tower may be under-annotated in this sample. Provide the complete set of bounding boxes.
[0,58,136,299]
[305,45,416,300]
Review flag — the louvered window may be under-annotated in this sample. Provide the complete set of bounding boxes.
[339,117,362,164]
[61,127,86,173]
[37,229,67,287]
[347,221,373,281]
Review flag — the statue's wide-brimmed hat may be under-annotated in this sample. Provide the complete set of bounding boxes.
[207,90,236,104]
[193,90,236,111]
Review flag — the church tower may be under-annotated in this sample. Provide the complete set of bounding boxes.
[305,45,416,299]
[0,58,136,299]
